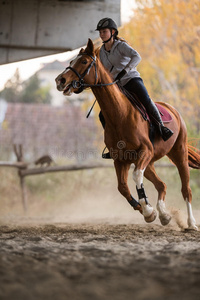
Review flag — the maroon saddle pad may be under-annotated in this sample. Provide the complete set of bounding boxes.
[155,103,172,123]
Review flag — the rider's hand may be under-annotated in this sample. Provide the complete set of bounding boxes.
[115,69,127,81]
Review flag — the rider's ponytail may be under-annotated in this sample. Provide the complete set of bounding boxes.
[115,35,129,44]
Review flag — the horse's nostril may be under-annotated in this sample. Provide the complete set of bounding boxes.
[60,77,66,84]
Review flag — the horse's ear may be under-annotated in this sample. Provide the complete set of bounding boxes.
[85,38,94,55]
[79,48,85,54]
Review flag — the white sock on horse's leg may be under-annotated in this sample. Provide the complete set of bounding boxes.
[132,168,154,218]
[157,199,171,226]
[186,199,198,230]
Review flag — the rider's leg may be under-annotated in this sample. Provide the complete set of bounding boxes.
[123,78,174,141]
[99,111,111,159]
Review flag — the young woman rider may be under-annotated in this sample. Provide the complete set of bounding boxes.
[96,18,173,158]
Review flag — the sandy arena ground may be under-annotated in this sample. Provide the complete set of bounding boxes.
[1,166,200,299]
[0,221,200,300]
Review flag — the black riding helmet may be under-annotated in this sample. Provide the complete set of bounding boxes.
[96,17,118,43]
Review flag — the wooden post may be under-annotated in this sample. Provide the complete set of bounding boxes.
[19,172,27,212]
[13,144,28,212]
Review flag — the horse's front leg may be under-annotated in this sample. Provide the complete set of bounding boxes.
[114,161,142,213]
[132,166,157,223]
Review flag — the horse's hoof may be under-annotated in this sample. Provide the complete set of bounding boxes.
[185,225,198,231]
[144,209,157,223]
[159,214,171,226]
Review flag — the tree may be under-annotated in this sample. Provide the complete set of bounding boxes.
[0,68,22,103]
[120,0,200,135]
[21,73,51,104]
[0,71,52,104]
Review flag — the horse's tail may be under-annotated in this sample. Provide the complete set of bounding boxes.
[188,144,200,169]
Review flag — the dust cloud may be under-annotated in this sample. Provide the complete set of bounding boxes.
[1,169,200,300]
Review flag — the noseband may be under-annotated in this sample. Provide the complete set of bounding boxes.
[64,52,118,94]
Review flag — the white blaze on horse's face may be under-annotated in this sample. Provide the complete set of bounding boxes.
[62,55,82,77]
[69,55,82,69]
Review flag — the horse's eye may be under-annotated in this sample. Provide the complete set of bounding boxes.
[82,60,87,65]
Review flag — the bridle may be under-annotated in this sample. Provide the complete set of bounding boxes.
[64,52,118,94]
[63,52,148,121]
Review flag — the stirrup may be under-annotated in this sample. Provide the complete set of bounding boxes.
[102,152,111,159]
[102,146,111,159]
[160,125,174,141]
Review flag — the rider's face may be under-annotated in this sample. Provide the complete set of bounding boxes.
[99,28,112,42]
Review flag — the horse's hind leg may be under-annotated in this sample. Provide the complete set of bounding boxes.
[167,146,198,230]
[144,163,171,226]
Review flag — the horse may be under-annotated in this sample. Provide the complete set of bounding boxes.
[55,38,200,230]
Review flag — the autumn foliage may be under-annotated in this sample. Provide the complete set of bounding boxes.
[120,0,200,135]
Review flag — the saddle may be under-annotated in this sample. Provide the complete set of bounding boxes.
[117,85,173,145]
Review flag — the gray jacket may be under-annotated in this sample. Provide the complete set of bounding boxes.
[99,39,141,86]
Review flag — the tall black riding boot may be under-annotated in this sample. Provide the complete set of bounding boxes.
[123,78,174,142]
[149,100,174,141]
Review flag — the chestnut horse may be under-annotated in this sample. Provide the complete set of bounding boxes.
[56,39,200,230]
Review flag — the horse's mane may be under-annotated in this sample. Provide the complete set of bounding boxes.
[94,47,125,100]
[94,47,100,58]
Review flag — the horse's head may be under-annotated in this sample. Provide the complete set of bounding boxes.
[55,39,97,95]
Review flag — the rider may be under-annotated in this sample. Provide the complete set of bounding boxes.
[96,18,174,158]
